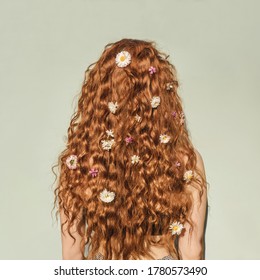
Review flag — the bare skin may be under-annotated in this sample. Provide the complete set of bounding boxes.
[60,149,207,260]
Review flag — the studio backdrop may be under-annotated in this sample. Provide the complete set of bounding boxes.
[0,0,259,259]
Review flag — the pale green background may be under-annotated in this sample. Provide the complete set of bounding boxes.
[0,0,259,259]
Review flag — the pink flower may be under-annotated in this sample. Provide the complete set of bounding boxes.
[171,111,177,118]
[89,168,99,177]
[149,66,156,75]
[175,161,181,167]
[125,136,134,144]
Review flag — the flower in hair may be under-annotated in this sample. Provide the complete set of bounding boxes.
[135,114,142,122]
[125,136,134,144]
[149,66,156,75]
[171,111,177,118]
[131,155,140,164]
[169,221,184,235]
[166,82,174,91]
[108,101,118,114]
[89,168,99,177]
[175,161,181,167]
[106,129,114,138]
[100,188,115,203]
[183,170,193,183]
[101,139,115,150]
[159,134,171,144]
[180,112,185,125]
[115,51,131,68]
[151,96,160,108]
[66,155,78,170]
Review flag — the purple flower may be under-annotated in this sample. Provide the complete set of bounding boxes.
[171,111,177,118]
[148,66,156,75]
[89,168,99,177]
[125,136,134,144]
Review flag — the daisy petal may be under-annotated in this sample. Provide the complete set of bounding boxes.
[115,51,131,68]
[159,134,171,144]
[131,155,140,164]
[66,155,77,170]
[169,221,184,235]
[108,101,118,114]
[100,188,115,203]
[151,96,160,108]
[183,170,193,183]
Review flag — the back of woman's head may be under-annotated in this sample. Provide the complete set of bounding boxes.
[53,38,204,259]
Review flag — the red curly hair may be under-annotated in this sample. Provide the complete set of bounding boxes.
[53,38,206,260]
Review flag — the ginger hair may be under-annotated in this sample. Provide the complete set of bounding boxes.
[53,38,206,259]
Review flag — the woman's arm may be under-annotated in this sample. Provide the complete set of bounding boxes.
[178,149,208,260]
[60,207,85,260]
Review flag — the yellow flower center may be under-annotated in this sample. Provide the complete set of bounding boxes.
[173,226,179,231]
[120,55,126,61]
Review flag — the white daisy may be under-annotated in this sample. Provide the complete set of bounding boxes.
[101,139,115,150]
[169,221,184,235]
[183,170,193,183]
[100,188,115,203]
[115,51,131,68]
[135,114,141,122]
[131,155,140,164]
[66,155,77,170]
[159,134,171,144]
[108,101,118,114]
[106,129,114,138]
[151,96,160,108]
[166,82,174,91]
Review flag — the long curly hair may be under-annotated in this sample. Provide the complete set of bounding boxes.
[53,38,206,260]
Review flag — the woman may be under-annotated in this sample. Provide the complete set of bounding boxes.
[53,38,208,260]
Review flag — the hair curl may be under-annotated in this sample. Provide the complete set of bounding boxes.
[52,38,207,260]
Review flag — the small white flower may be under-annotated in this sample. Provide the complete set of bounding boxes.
[166,82,174,91]
[135,114,142,122]
[151,96,160,108]
[169,221,184,235]
[106,129,114,138]
[159,134,171,144]
[115,50,131,68]
[183,170,193,183]
[100,188,115,203]
[66,155,77,170]
[101,139,115,150]
[131,155,140,164]
[108,101,118,114]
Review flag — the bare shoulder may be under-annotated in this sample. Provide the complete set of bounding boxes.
[194,148,206,175]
